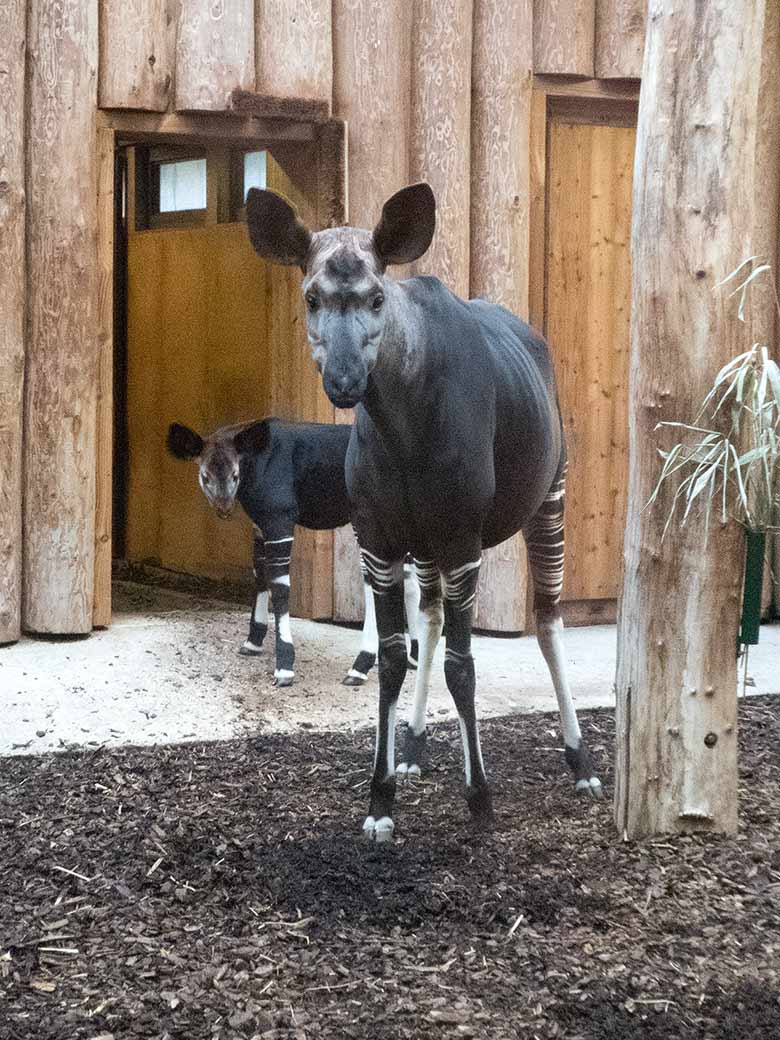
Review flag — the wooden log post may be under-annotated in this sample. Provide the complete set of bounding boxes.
[256,0,332,106]
[470,0,534,632]
[332,0,413,621]
[533,0,596,76]
[409,0,473,297]
[24,1,100,634]
[175,0,254,112]
[595,0,646,79]
[614,0,766,837]
[0,0,26,644]
[98,0,173,111]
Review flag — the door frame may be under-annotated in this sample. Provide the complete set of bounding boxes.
[93,109,346,626]
[526,76,640,631]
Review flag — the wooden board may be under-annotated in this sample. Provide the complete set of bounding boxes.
[93,128,115,627]
[98,0,172,111]
[0,0,25,644]
[24,0,99,634]
[409,0,473,297]
[471,0,533,631]
[256,0,332,106]
[332,0,413,621]
[533,0,596,76]
[545,117,635,603]
[595,0,646,79]
[175,0,255,112]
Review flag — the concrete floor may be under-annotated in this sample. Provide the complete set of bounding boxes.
[1,580,778,756]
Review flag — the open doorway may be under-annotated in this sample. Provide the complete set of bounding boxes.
[97,114,345,628]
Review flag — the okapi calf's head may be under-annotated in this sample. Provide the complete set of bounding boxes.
[167,421,270,518]
[246,183,436,408]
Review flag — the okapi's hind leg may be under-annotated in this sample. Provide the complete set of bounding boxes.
[524,469,603,799]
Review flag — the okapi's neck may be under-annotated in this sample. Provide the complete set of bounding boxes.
[362,279,430,457]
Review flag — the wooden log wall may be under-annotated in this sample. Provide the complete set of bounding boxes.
[175,0,255,111]
[24,0,100,634]
[534,0,596,76]
[595,0,647,78]
[256,0,332,105]
[98,0,173,111]
[614,0,766,837]
[0,0,26,644]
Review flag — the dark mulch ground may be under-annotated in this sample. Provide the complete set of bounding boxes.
[2,698,780,1040]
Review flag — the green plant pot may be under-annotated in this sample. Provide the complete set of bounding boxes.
[739,529,766,646]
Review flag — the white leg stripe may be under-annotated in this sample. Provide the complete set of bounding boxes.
[266,536,294,545]
[271,574,291,586]
[278,613,293,644]
[253,591,269,625]
[536,614,582,748]
[409,601,443,734]
[361,581,379,654]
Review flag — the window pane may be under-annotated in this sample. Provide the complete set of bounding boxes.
[158,158,207,212]
[243,150,267,200]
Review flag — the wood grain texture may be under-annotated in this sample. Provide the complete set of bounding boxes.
[98,0,172,111]
[595,0,646,78]
[93,128,115,628]
[24,0,100,634]
[332,0,413,621]
[256,0,332,106]
[614,0,766,838]
[409,0,473,297]
[175,0,254,112]
[0,0,25,643]
[546,119,634,603]
[470,0,533,631]
[533,0,596,76]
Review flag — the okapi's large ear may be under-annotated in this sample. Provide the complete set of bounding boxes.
[246,189,312,268]
[167,423,204,460]
[372,183,436,268]
[233,420,270,458]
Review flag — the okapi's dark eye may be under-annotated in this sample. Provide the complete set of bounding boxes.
[305,292,319,312]
[372,293,384,312]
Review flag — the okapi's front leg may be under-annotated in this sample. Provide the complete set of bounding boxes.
[361,550,407,843]
[239,528,269,656]
[396,560,442,778]
[265,529,296,686]
[442,556,493,826]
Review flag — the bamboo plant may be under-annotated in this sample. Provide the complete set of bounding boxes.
[648,258,780,649]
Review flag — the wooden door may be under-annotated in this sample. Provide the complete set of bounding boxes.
[542,108,636,622]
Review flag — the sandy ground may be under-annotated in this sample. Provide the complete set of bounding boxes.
[1,579,778,756]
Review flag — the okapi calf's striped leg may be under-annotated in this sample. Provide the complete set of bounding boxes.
[404,557,420,668]
[396,560,443,779]
[524,472,603,799]
[239,529,269,656]
[343,553,379,686]
[265,531,296,687]
[361,551,407,843]
[442,557,494,826]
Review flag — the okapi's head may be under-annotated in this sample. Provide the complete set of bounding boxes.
[246,183,436,408]
[167,421,269,518]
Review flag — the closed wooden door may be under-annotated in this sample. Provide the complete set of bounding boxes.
[544,112,635,619]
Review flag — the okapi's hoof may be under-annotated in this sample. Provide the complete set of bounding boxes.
[238,640,263,657]
[395,762,421,780]
[342,671,367,687]
[273,670,295,688]
[575,777,604,800]
[466,785,495,830]
[362,815,395,843]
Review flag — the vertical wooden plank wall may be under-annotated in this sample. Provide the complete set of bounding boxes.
[24,0,100,634]
[175,0,255,111]
[533,0,596,76]
[409,0,473,297]
[595,0,646,78]
[332,0,413,621]
[471,0,533,631]
[0,0,26,644]
[98,0,173,111]
[256,0,332,105]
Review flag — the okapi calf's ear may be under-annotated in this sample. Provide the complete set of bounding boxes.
[372,182,436,269]
[233,420,270,457]
[167,423,204,460]
[246,188,312,268]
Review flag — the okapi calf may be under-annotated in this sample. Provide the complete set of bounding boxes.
[167,419,419,687]
[245,182,603,840]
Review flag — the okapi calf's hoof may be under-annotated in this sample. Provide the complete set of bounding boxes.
[565,742,603,800]
[273,670,295,688]
[342,650,376,687]
[238,640,264,657]
[362,815,395,843]
[466,784,495,830]
[396,726,427,779]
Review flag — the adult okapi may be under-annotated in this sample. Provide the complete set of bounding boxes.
[245,182,602,841]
